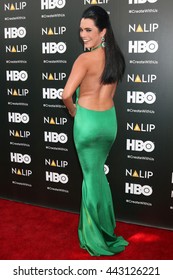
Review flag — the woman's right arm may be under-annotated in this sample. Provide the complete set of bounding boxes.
[62,54,88,116]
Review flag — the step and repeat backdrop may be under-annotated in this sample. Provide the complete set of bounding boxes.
[0,0,173,230]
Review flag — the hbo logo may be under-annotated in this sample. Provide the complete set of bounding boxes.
[42,88,63,99]
[10,153,31,164]
[104,165,109,175]
[129,40,158,53]
[41,0,66,9]
[6,70,28,81]
[126,139,155,152]
[8,112,29,124]
[4,27,26,39]
[44,132,68,143]
[46,171,68,183]
[125,183,153,196]
[42,42,66,54]
[129,0,157,4]
[127,91,156,104]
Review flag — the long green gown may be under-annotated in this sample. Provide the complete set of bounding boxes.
[73,88,128,256]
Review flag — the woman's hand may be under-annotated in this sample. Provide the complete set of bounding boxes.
[68,104,76,117]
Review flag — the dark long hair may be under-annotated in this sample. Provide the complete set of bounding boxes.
[81,6,125,84]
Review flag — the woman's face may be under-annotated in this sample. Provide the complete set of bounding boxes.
[80,18,105,49]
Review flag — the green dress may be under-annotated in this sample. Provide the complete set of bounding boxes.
[74,88,128,256]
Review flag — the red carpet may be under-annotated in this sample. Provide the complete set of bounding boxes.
[0,198,173,260]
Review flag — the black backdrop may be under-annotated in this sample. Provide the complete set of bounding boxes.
[0,0,173,230]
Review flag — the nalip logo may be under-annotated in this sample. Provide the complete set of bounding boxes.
[4,2,27,11]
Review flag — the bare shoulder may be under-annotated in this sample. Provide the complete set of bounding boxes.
[74,52,91,66]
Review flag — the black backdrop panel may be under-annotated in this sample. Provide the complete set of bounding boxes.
[0,0,173,230]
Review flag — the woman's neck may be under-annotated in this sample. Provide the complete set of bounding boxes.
[90,43,102,52]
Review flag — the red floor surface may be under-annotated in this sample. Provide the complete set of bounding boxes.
[0,198,173,260]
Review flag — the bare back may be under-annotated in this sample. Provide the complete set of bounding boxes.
[78,48,117,111]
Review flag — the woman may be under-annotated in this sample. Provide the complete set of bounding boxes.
[62,6,128,256]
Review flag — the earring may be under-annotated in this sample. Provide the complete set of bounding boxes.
[101,36,106,48]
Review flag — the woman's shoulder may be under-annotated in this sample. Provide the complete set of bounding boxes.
[73,52,91,68]
[76,51,91,62]
[77,49,104,61]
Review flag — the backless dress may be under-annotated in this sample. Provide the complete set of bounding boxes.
[73,87,128,256]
